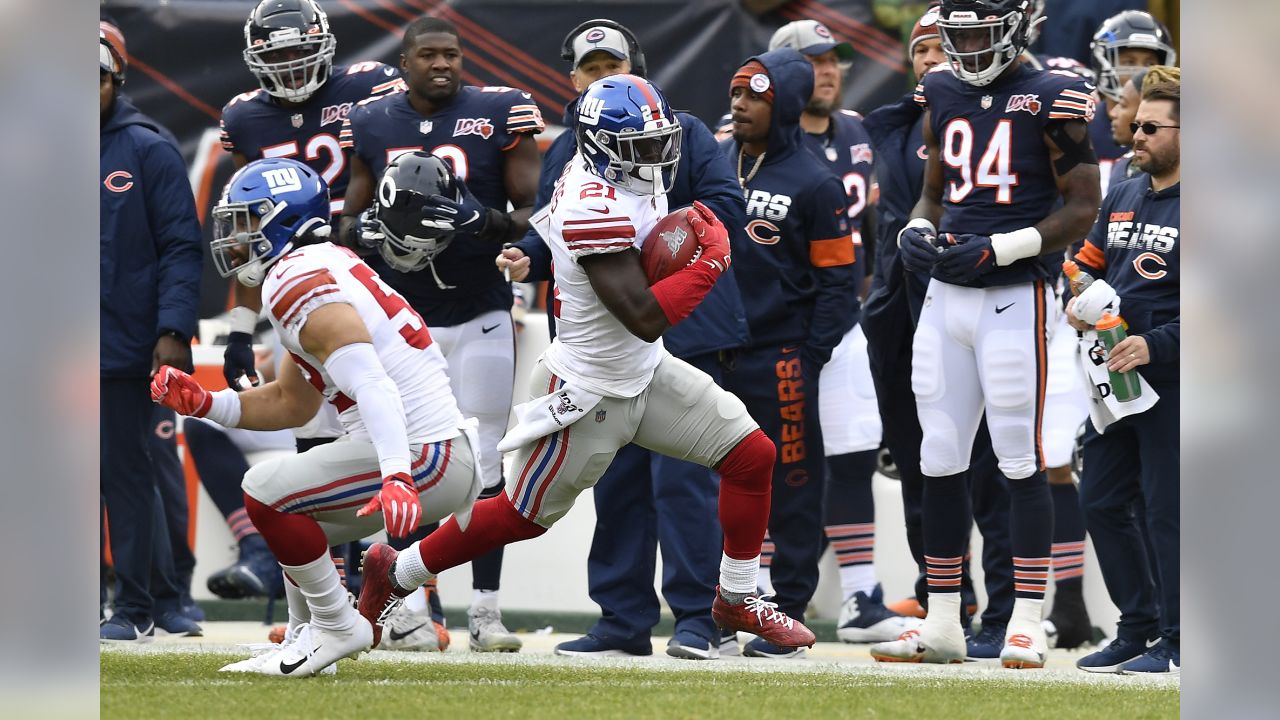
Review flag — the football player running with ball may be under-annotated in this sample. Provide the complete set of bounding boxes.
[357,75,816,653]
[152,158,485,676]
[869,0,1100,669]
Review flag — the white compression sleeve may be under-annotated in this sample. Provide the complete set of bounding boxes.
[323,343,412,478]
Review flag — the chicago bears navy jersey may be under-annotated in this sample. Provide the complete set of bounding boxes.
[341,86,544,326]
[916,64,1096,286]
[801,109,876,233]
[219,62,401,216]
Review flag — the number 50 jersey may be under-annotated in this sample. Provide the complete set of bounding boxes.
[915,63,1096,285]
[220,62,401,216]
[261,242,463,446]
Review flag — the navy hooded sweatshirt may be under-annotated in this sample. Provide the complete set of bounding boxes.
[100,96,203,377]
[719,48,858,368]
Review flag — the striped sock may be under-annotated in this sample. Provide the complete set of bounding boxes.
[228,507,259,543]
[1013,556,1052,600]
[331,552,346,589]
[925,555,964,594]
[825,522,876,598]
[1049,482,1087,585]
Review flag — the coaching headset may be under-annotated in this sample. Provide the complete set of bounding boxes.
[560,19,648,79]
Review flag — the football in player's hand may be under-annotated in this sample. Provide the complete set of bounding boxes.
[640,208,703,284]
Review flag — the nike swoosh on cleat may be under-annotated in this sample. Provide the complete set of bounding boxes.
[481,324,500,334]
[388,623,429,642]
[995,302,1015,314]
[279,646,319,675]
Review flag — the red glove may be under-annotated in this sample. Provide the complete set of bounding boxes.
[150,365,212,417]
[356,472,421,538]
[686,201,731,273]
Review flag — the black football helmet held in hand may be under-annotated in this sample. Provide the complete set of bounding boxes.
[243,0,337,103]
[937,0,1034,87]
[373,151,462,277]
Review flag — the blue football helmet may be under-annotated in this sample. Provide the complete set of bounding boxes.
[937,0,1034,87]
[1089,11,1176,102]
[574,74,681,195]
[211,157,330,287]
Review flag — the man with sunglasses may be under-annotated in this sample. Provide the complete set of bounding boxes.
[1068,81,1180,675]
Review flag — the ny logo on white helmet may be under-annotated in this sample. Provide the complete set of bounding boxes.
[263,167,303,195]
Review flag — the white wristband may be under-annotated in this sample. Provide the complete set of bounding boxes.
[897,217,937,247]
[205,389,243,428]
[990,227,1043,266]
[229,305,260,335]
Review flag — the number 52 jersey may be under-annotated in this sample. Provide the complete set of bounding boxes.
[261,242,463,446]
[220,62,401,216]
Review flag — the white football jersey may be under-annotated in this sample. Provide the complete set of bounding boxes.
[261,243,463,445]
[531,157,668,398]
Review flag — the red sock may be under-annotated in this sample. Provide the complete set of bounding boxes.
[244,494,328,566]
[716,429,775,560]
[417,494,546,574]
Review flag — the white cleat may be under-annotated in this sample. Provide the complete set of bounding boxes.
[381,607,448,652]
[1000,624,1048,669]
[869,626,966,664]
[219,624,337,676]
[468,604,522,653]
[1001,598,1049,669]
[256,618,373,677]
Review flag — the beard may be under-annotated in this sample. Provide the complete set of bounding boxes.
[805,97,835,117]
[1135,146,1179,178]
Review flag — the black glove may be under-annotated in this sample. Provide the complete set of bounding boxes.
[222,331,261,391]
[899,225,942,274]
[934,233,998,284]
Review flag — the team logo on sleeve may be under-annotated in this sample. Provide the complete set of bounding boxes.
[1005,94,1042,115]
[849,143,873,165]
[453,118,494,139]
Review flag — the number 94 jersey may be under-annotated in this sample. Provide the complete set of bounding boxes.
[261,242,463,446]
[915,63,1096,237]
[220,63,401,216]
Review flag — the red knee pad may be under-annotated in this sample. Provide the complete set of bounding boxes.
[243,494,328,566]
[718,429,776,494]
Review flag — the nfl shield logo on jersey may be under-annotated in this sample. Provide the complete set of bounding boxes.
[291,113,304,128]
[419,120,433,135]
[981,95,993,109]
[595,409,607,423]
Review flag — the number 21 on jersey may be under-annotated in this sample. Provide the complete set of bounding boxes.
[942,119,1018,204]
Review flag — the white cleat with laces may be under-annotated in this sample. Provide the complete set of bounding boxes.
[255,617,373,677]
[219,623,339,675]
[869,594,966,664]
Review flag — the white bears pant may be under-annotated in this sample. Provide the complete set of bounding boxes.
[430,308,516,491]
[818,324,882,456]
[1041,302,1090,469]
[912,278,1052,480]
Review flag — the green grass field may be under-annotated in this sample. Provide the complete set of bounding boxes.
[102,649,1179,720]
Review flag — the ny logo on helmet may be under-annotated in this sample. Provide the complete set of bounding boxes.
[263,167,303,195]
[578,96,606,126]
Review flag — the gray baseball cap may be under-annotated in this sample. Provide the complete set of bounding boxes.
[571,25,630,67]
[769,20,855,62]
